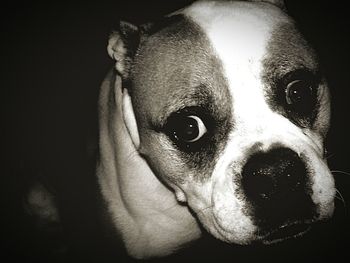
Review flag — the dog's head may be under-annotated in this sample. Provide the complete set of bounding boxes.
[108,0,335,245]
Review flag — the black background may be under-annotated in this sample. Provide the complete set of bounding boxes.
[2,0,350,262]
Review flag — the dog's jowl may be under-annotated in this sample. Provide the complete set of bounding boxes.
[97,0,335,259]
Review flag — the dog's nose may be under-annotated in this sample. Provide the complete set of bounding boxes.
[242,148,306,201]
[241,147,314,226]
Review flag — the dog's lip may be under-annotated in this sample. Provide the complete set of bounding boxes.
[260,222,312,244]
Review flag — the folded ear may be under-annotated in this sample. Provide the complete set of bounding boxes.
[107,21,141,78]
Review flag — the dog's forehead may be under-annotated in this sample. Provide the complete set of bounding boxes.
[183,1,285,117]
[184,1,288,44]
[183,1,290,70]
[132,1,317,126]
[182,1,319,122]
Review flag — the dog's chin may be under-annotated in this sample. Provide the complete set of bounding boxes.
[210,222,312,246]
[258,222,312,245]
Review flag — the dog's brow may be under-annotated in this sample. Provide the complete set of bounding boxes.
[262,23,319,84]
[156,85,215,124]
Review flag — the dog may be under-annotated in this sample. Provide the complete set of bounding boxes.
[26,0,335,260]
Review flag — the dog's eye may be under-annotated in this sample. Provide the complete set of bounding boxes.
[282,70,318,123]
[172,115,207,143]
[162,106,217,152]
[163,108,211,151]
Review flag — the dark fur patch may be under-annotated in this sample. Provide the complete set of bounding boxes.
[140,15,185,36]
[129,15,233,182]
[262,22,321,128]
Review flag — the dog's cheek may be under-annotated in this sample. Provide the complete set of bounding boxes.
[138,131,193,185]
[304,151,335,219]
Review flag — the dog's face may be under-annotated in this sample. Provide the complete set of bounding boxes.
[118,1,335,245]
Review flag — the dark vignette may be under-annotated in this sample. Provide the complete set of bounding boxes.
[2,1,349,262]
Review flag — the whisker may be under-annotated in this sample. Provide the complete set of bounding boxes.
[331,170,350,176]
[325,153,335,160]
[335,188,346,209]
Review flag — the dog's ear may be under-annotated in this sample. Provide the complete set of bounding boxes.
[108,22,143,148]
[107,21,141,78]
[250,0,285,10]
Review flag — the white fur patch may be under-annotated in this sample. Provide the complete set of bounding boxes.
[184,1,335,243]
[182,0,285,243]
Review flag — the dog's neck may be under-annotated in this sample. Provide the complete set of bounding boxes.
[96,70,201,258]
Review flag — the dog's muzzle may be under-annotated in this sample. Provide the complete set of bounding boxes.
[241,147,315,236]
